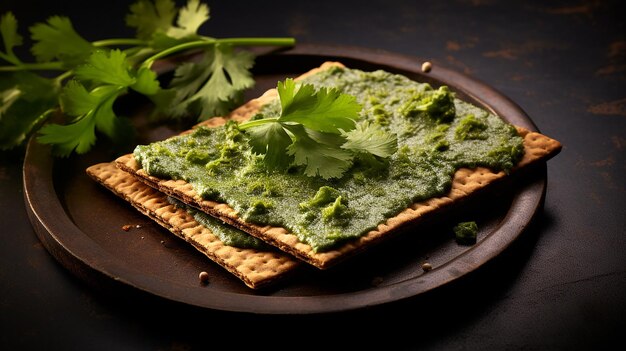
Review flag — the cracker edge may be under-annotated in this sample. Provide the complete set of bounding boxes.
[86,162,300,289]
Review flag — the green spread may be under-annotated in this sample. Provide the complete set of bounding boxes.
[167,197,270,250]
[453,221,479,245]
[135,67,524,252]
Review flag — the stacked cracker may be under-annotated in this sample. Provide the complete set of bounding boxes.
[88,62,562,289]
[87,162,300,289]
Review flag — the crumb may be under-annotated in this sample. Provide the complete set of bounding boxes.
[421,262,433,272]
[199,271,210,285]
[422,61,432,73]
[135,224,142,229]
[122,224,132,232]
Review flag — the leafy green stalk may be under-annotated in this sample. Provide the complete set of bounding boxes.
[141,37,295,68]
[239,79,398,179]
[0,0,295,154]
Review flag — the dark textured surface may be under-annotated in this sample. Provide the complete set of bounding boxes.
[1,0,625,349]
[22,47,554,312]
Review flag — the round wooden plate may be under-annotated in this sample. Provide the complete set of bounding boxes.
[23,44,546,314]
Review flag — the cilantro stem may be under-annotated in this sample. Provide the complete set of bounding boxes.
[0,61,64,72]
[217,37,296,47]
[92,38,146,47]
[141,37,295,68]
[237,117,280,130]
[0,38,146,73]
[53,71,73,88]
[0,51,21,65]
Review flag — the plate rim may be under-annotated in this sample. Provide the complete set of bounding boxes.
[23,44,547,314]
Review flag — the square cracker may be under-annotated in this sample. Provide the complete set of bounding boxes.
[115,62,562,269]
[86,162,299,289]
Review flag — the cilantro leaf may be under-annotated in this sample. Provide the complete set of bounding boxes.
[285,124,353,179]
[87,85,135,147]
[0,108,54,150]
[126,0,177,40]
[59,80,99,116]
[37,80,129,157]
[1,12,22,60]
[37,75,138,156]
[241,79,397,179]
[131,67,160,95]
[278,78,359,133]
[0,72,57,149]
[75,50,161,95]
[39,82,127,156]
[75,50,134,86]
[91,86,127,140]
[29,16,93,66]
[168,0,210,38]
[38,48,159,155]
[1,71,57,108]
[0,86,20,118]
[93,87,133,144]
[167,44,254,119]
[38,114,97,156]
[341,122,398,158]
[136,0,209,48]
[246,121,292,170]
[0,2,294,154]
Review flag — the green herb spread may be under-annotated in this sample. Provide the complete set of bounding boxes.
[135,67,524,252]
[454,221,479,245]
[167,197,270,250]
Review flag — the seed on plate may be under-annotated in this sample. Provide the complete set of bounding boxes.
[199,271,210,285]
[421,262,433,272]
[421,61,432,73]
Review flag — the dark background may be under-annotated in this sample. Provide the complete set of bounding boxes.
[1,0,625,349]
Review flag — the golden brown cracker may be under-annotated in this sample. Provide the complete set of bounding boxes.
[86,162,299,289]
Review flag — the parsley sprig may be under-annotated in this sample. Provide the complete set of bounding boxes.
[239,79,398,179]
[0,0,294,156]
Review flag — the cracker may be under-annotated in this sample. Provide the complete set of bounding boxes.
[116,126,561,269]
[86,162,299,289]
[114,61,562,269]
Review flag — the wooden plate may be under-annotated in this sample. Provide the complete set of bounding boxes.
[23,44,547,314]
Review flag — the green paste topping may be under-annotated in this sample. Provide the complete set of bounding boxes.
[167,197,270,250]
[453,221,479,245]
[135,67,524,252]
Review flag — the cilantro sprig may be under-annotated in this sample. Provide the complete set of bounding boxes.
[0,0,294,156]
[239,79,398,179]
